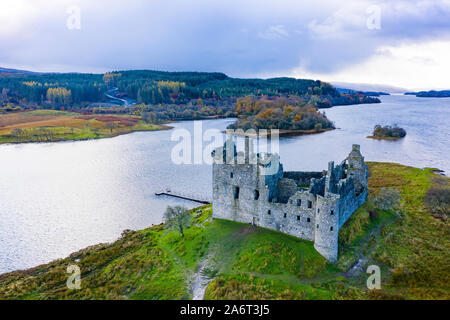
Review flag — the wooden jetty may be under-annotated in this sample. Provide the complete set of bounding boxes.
[155,189,211,204]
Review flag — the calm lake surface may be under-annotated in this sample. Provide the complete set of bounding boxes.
[0,94,448,274]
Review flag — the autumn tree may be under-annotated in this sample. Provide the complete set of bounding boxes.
[103,72,122,88]
[46,87,72,107]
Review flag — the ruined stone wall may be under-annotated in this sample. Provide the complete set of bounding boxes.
[309,176,326,196]
[211,143,369,263]
[325,161,346,195]
[257,190,319,241]
[277,178,298,203]
[283,171,324,187]
[212,161,321,242]
[337,180,368,228]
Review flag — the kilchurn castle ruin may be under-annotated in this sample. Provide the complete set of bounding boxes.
[211,137,369,262]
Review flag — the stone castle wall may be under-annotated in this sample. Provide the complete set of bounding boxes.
[211,139,369,262]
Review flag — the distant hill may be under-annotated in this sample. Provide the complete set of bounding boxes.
[0,67,39,75]
[332,82,407,94]
[404,90,450,98]
[336,87,390,96]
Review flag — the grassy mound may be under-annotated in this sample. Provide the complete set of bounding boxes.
[0,162,448,300]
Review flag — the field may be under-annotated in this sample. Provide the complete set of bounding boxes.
[0,162,448,300]
[0,110,171,144]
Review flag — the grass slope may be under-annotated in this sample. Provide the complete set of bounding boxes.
[0,162,448,300]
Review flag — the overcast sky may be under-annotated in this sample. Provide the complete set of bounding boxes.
[1,0,449,90]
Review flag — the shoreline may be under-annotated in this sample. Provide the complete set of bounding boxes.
[366,135,403,141]
[223,127,334,137]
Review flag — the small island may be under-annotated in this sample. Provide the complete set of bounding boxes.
[367,124,406,141]
[226,95,335,136]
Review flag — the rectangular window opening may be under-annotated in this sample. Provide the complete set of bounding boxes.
[233,186,240,199]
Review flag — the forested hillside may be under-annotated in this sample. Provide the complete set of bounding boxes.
[0,69,379,111]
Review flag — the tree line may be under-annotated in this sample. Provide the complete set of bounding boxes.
[0,70,380,117]
[1,70,340,107]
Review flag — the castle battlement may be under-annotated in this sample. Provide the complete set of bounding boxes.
[211,138,369,262]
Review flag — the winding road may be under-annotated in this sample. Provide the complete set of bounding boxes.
[105,88,136,107]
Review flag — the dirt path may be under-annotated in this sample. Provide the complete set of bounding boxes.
[191,258,213,300]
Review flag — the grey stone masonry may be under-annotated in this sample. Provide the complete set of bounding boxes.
[211,137,369,262]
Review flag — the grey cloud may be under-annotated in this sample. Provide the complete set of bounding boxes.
[0,0,449,77]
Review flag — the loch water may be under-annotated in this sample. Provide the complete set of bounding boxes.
[0,94,448,274]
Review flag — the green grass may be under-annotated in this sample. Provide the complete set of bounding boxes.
[362,163,450,299]
[0,122,169,144]
[0,162,448,300]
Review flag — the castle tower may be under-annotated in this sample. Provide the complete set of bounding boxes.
[346,144,369,195]
[211,138,265,224]
[314,194,340,262]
